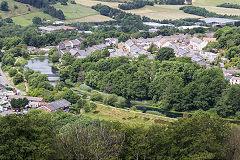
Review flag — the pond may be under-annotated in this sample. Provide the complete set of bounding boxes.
[24,57,59,86]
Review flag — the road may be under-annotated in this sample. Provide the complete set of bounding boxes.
[0,63,26,95]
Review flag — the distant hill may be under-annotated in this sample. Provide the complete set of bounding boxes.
[0,0,112,26]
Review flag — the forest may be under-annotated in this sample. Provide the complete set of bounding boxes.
[0,109,238,160]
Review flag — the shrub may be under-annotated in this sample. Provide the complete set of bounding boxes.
[79,84,92,92]
[114,97,126,108]
[8,68,17,77]
[13,73,24,85]
[103,94,118,106]
[90,92,103,102]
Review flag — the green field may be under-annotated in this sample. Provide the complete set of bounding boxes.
[12,12,57,26]
[0,0,38,18]
[127,5,202,20]
[54,3,101,23]
[193,0,240,6]
[0,0,112,26]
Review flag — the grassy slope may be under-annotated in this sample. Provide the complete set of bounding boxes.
[0,0,112,26]
[83,103,176,126]
[76,0,240,21]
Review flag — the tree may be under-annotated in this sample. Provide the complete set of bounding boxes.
[0,1,9,11]
[0,110,56,159]
[57,121,125,159]
[8,68,17,77]
[51,52,60,63]
[32,17,42,25]
[103,94,118,106]
[162,111,230,159]
[10,98,29,110]
[13,73,24,85]
[215,84,240,118]
[155,47,175,62]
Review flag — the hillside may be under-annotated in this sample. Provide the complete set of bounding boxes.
[0,0,113,26]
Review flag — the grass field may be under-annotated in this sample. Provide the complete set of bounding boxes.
[12,12,57,26]
[0,0,38,18]
[54,3,104,23]
[75,0,119,8]
[193,0,240,6]
[127,5,202,20]
[83,103,176,126]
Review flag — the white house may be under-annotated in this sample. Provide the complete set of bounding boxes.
[190,37,208,51]
[230,77,240,85]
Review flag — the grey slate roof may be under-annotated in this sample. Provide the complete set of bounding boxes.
[48,99,71,110]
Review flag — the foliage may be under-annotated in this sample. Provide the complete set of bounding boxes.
[10,98,29,110]
[103,94,118,106]
[32,16,42,25]
[215,84,240,118]
[118,0,154,10]
[180,6,240,19]
[90,92,103,101]
[0,1,9,11]
[155,47,175,62]
[8,68,18,77]
[13,73,24,85]
[217,3,240,10]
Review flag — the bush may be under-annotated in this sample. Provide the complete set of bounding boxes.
[90,92,103,102]
[8,68,17,77]
[103,94,118,106]
[13,73,24,85]
[114,97,126,108]
[79,84,92,92]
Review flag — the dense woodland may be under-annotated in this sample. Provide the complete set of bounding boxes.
[14,0,65,19]
[118,0,154,10]
[0,109,239,160]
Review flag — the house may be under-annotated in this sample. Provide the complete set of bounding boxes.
[39,99,71,112]
[125,39,135,52]
[199,18,240,25]
[27,46,39,54]
[201,51,218,62]
[230,77,240,85]
[69,39,82,48]
[53,21,64,25]
[59,40,72,49]
[105,38,118,47]
[190,37,208,51]
[39,46,56,52]
[143,22,174,28]
[202,37,217,42]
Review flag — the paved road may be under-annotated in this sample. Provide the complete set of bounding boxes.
[0,63,26,95]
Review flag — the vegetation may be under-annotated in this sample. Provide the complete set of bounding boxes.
[118,0,154,10]
[14,0,65,19]
[157,0,185,5]
[217,3,240,10]
[0,110,237,159]
[179,6,240,19]
[0,1,9,11]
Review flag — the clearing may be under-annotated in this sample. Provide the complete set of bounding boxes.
[83,102,176,126]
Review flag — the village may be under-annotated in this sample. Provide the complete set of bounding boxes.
[1,17,240,115]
